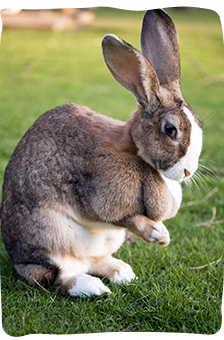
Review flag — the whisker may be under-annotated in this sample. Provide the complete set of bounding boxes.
[195,172,213,191]
[199,159,224,171]
[184,158,222,193]
[199,169,217,188]
[200,159,224,177]
[190,174,200,190]
[192,172,205,191]
[201,110,221,125]
[198,165,218,179]
[185,177,193,192]
[198,107,222,126]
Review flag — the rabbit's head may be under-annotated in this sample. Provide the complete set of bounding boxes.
[102,9,202,183]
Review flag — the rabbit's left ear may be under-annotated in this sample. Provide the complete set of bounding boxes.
[102,34,160,108]
[141,9,180,89]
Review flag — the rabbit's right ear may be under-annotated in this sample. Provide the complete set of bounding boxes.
[102,34,159,108]
[141,9,180,89]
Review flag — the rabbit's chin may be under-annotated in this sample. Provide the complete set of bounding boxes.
[159,157,200,183]
[159,168,189,183]
[159,161,198,183]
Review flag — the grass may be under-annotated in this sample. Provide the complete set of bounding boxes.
[0,7,224,336]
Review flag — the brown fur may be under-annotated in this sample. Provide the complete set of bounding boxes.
[15,263,59,287]
[130,103,192,171]
[56,276,77,293]
[114,215,169,245]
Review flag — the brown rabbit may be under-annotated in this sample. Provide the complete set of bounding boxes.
[0,9,202,297]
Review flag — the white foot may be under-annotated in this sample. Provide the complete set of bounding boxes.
[149,222,170,246]
[68,274,111,298]
[107,259,136,284]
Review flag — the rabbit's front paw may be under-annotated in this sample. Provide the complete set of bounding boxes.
[149,222,170,246]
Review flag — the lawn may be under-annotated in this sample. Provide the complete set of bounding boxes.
[0,7,223,336]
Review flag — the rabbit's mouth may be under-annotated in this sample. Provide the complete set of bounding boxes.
[159,160,199,183]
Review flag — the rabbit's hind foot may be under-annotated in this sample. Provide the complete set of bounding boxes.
[52,254,136,297]
[90,256,136,285]
[59,274,111,298]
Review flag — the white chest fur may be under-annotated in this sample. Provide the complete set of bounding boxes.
[161,174,182,209]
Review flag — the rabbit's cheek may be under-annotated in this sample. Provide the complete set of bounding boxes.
[161,106,202,182]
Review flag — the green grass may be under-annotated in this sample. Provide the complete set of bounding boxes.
[0,7,224,336]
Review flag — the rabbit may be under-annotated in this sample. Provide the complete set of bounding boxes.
[0,9,203,297]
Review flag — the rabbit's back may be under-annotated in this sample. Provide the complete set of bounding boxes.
[1,103,146,235]
[1,103,104,212]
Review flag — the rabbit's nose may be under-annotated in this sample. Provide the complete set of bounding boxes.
[184,169,191,178]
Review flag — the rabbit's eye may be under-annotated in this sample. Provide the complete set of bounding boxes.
[164,123,177,140]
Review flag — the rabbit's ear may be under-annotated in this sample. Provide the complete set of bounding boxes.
[141,9,180,87]
[102,34,159,108]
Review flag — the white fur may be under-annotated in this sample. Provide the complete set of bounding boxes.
[47,204,135,296]
[161,106,202,183]
[51,252,136,292]
[160,175,182,208]
[149,222,170,245]
[50,254,91,278]
[108,260,136,284]
[50,231,135,297]
[40,204,126,259]
[149,230,161,243]
[182,106,203,175]
[47,207,127,274]
[68,274,111,297]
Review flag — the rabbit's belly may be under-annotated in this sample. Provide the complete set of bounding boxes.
[48,217,126,278]
[49,253,92,278]
[37,202,126,259]
[64,217,126,258]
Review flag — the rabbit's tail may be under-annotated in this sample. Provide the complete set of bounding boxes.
[5,239,59,287]
[15,262,59,287]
